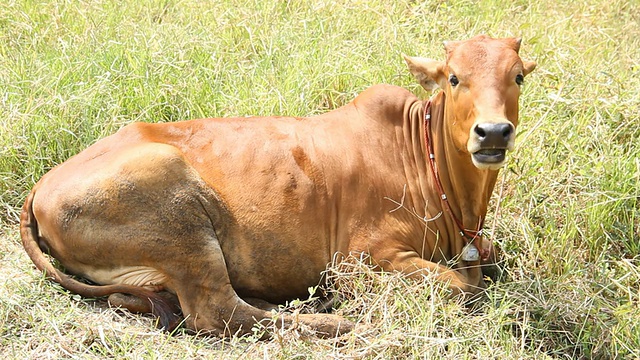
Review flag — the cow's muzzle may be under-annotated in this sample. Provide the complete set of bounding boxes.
[468,122,515,169]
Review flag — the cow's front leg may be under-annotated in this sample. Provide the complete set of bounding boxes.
[370,247,485,297]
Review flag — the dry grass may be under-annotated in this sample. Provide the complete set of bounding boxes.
[1,0,639,358]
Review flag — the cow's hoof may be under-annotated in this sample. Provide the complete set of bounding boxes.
[481,264,504,283]
[297,314,355,338]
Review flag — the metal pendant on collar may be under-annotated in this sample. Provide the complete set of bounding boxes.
[461,243,480,262]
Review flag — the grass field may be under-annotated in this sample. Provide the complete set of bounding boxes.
[1,0,639,358]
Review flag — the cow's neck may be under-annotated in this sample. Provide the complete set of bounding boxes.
[424,92,498,253]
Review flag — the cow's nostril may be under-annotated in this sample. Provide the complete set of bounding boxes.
[474,125,486,138]
[499,124,513,139]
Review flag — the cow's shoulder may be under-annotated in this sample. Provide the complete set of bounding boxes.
[352,84,419,124]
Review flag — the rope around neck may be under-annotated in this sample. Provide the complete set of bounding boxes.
[423,98,489,262]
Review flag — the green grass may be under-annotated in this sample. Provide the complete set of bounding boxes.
[1,0,639,358]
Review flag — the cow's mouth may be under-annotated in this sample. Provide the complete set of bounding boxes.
[472,149,506,164]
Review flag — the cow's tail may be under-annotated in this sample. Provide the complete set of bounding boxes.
[19,188,181,331]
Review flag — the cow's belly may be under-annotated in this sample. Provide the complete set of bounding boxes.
[221,231,335,303]
[191,145,344,303]
[216,193,339,303]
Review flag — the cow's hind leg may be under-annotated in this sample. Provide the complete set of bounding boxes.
[165,232,353,338]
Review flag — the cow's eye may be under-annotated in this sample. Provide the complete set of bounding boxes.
[449,74,459,87]
[515,74,524,86]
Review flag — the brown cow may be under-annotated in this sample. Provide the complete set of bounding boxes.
[20,35,536,337]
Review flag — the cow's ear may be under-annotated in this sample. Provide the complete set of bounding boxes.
[523,60,537,76]
[403,55,446,91]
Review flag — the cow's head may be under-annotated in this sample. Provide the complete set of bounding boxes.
[404,35,536,170]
